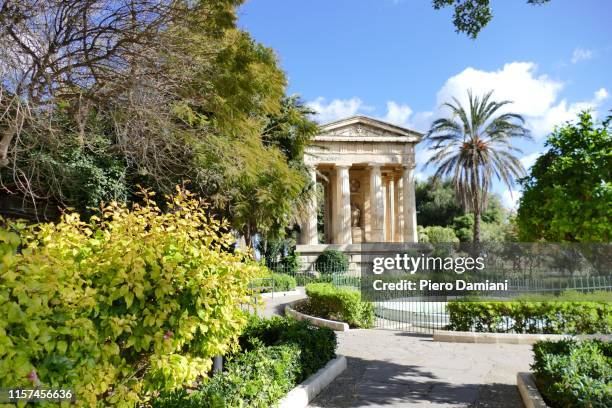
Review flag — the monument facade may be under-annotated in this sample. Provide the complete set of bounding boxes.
[296,115,422,270]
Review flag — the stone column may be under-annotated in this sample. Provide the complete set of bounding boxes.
[382,179,388,240]
[396,176,404,242]
[304,166,318,245]
[402,165,418,242]
[388,177,395,242]
[335,165,352,244]
[369,164,384,242]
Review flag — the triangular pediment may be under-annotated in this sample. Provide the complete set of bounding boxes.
[319,115,422,139]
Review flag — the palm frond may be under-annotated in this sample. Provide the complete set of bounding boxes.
[424,90,529,240]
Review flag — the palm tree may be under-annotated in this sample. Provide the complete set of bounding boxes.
[425,90,531,243]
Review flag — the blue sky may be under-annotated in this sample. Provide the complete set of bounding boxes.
[238,0,612,208]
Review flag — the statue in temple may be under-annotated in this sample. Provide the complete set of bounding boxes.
[350,203,361,227]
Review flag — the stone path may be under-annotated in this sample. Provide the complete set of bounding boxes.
[260,287,306,318]
[260,294,532,407]
[309,329,531,408]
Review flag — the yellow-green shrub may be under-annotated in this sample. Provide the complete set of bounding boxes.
[0,188,261,407]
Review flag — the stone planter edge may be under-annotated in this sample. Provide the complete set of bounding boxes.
[517,372,549,408]
[285,303,350,332]
[433,330,611,345]
[278,355,347,408]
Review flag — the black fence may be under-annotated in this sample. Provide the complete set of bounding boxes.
[262,258,611,334]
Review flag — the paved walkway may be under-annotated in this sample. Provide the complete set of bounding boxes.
[260,287,306,318]
[261,294,532,408]
[310,329,531,408]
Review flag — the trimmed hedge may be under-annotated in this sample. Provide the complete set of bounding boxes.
[152,344,301,408]
[154,316,337,408]
[531,339,612,407]
[303,283,374,328]
[239,315,336,380]
[269,273,297,292]
[315,249,349,274]
[447,301,611,334]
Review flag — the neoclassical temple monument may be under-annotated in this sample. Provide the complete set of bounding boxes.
[296,115,422,269]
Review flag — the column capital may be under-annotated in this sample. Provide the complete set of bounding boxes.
[402,163,417,170]
[335,163,351,170]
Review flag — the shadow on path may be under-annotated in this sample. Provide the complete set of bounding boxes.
[310,356,523,408]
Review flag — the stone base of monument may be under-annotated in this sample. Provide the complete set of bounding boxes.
[295,242,411,274]
[351,227,363,244]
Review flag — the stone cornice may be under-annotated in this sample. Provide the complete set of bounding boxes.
[312,135,420,143]
[318,115,423,141]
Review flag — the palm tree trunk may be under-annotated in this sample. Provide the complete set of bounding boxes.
[243,225,253,248]
[471,159,481,244]
[473,207,481,243]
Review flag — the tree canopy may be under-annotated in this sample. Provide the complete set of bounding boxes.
[517,112,612,242]
[432,0,551,39]
[0,0,318,245]
[416,176,512,242]
[416,177,464,227]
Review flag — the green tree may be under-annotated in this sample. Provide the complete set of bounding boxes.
[432,0,551,39]
[0,1,318,248]
[425,90,530,243]
[418,225,460,243]
[450,194,508,242]
[416,177,464,227]
[517,112,612,242]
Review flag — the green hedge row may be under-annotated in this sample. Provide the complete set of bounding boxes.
[303,283,374,328]
[239,315,337,380]
[532,339,611,407]
[447,301,611,334]
[154,316,337,408]
[267,273,297,292]
[152,344,301,408]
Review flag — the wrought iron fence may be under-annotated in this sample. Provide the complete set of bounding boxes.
[260,261,611,333]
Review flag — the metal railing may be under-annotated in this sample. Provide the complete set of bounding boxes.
[260,261,611,334]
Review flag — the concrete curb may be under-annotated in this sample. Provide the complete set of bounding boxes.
[285,304,350,331]
[433,330,611,345]
[517,372,549,408]
[260,290,301,299]
[278,355,347,408]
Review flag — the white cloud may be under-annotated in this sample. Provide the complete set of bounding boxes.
[309,62,608,143]
[436,62,563,118]
[379,103,432,132]
[520,151,542,170]
[501,189,521,210]
[529,88,609,137]
[434,62,608,138]
[383,101,413,127]
[571,48,593,64]
[594,87,609,102]
[307,97,365,123]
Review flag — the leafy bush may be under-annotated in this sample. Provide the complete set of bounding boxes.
[315,249,349,274]
[154,316,338,408]
[303,283,374,328]
[153,344,301,408]
[249,273,296,293]
[447,301,611,334]
[0,188,261,406]
[270,273,297,292]
[239,315,336,380]
[418,225,459,243]
[531,339,612,407]
[279,252,301,275]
